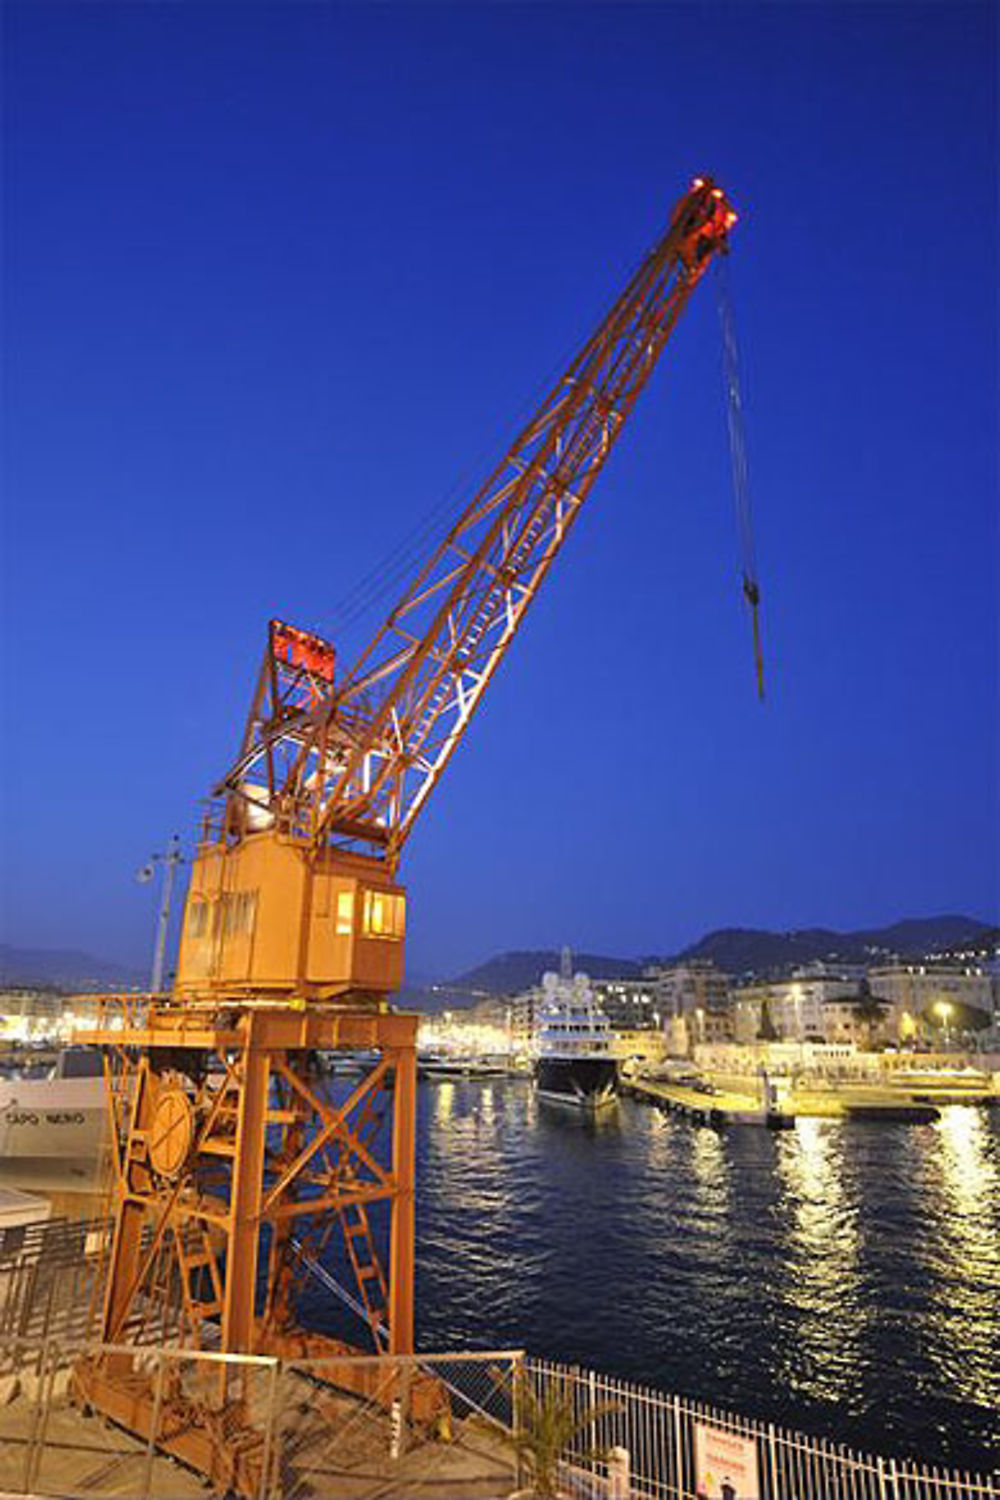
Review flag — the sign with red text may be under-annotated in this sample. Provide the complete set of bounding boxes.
[694,1420,760,1500]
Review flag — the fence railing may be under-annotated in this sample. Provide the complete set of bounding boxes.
[0,1215,108,1361]
[525,1357,999,1500]
[0,1337,523,1499]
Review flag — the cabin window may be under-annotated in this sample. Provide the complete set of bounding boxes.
[335,890,354,936]
[362,890,405,940]
[187,900,210,939]
[220,890,257,939]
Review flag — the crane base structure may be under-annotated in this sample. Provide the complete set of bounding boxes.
[73,995,424,1497]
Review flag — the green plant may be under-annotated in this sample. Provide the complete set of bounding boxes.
[850,978,889,1049]
[510,1373,620,1498]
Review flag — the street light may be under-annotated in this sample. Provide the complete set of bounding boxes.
[136,834,186,993]
[935,1000,954,1048]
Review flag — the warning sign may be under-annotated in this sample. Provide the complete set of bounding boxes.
[694,1420,760,1500]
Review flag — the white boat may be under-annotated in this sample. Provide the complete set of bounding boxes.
[533,960,618,1111]
[0,1047,106,1165]
[418,1054,510,1080]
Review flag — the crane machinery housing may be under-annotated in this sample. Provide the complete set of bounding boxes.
[75,175,741,1495]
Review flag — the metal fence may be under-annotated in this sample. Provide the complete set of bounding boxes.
[525,1357,999,1500]
[0,1215,107,1361]
[0,1337,522,1499]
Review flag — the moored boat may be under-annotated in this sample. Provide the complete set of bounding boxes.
[0,1046,106,1166]
[533,958,618,1111]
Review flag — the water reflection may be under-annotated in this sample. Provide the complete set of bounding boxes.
[773,1119,863,1403]
[918,1107,1000,1410]
[433,1081,455,1123]
[318,1078,1000,1468]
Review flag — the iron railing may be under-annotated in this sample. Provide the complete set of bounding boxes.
[525,1356,999,1500]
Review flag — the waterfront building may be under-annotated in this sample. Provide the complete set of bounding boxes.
[731,967,873,1046]
[610,1027,666,1065]
[593,978,660,1031]
[665,1006,734,1057]
[868,963,995,1040]
[645,961,730,1020]
[774,968,864,1042]
[0,987,67,1043]
[731,985,770,1044]
[504,989,540,1047]
[417,1006,514,1062]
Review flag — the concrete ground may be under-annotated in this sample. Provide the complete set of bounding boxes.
[0,1375,518,1500]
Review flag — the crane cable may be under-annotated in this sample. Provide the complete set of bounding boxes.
[715,253,765,703]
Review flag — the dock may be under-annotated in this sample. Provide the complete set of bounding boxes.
[621,1076,793,1128]
[621,1075,966,1126]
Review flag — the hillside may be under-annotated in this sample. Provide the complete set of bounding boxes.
[677,915,993,976]
[0,944,146,992]
[438,915,994,999]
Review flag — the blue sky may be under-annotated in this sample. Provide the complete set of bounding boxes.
[2,2,997,979]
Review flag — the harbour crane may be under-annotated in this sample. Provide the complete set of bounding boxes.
[77,176,742,1493]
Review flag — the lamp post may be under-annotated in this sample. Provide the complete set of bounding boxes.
[136,834,186,993]
[934,1000,954,1050]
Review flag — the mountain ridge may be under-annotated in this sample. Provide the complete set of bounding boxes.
[0,944,146,991]
[439,914,994,1001]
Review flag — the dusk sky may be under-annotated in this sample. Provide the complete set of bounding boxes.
[2,2,997,980]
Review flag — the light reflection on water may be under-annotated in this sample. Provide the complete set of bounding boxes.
[312,1078,999,1469]
[772,1119,864,1405]
[918,1108,1000,1412]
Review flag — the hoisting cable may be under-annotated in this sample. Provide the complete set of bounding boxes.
[715,252,765,702]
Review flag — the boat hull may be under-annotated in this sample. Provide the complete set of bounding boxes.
[0,1077,106,1163]
[535,1057,618,1110]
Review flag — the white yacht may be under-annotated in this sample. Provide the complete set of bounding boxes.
[0,1047,106,1165]
[533,957,618,1111]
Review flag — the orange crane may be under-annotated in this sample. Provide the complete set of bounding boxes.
[75,176,739,1493]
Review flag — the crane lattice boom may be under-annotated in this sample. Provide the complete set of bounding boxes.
[221,177,736,865]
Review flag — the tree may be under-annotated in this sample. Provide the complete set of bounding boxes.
[851,978,888,1050]
[510,1373,619,1498]
[757,997,778,1042]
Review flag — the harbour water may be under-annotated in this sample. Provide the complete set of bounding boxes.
[5,1069,996,1474]
[309,1076,999,1473]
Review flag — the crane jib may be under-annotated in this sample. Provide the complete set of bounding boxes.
[207,177,739,869]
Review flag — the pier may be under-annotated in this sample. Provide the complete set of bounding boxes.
[621,1075,793,1128]
[616,1073,994,1125]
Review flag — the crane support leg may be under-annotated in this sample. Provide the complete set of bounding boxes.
[388,1042,417,1355]
[222,1016,270,1355]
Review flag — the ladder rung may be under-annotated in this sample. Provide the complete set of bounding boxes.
[191,1300,222,1317]
[200,1138,236,1155]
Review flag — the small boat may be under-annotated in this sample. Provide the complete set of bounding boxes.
[418,1055,510,1080]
